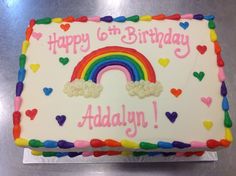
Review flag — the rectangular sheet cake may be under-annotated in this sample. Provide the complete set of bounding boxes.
[13,14,233,158]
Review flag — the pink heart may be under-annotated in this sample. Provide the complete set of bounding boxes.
[74,140,90,148]
[32,32,42,40]
[82,151,93,157]
[201,97,212,107]
[88,16,100,22]
[181,14,193,19]
[218,67,225,81]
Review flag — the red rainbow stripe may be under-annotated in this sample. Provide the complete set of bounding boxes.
[71,46,156,83]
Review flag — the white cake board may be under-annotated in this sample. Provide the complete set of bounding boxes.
[23,149,218,164]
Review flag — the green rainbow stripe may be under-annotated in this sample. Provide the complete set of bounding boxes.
[71,46,156,83]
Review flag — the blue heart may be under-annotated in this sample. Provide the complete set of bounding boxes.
[165,112,178,123]
[179,22,189,30]
[56,115,66,126]
[43,87,53,96]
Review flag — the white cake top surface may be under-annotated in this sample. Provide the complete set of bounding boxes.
[19,18,226,146]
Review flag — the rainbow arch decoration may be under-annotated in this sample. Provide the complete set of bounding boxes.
[63,46,163,98]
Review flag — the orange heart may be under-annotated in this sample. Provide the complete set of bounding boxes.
[170,88,182,97]
[60,24,70,31]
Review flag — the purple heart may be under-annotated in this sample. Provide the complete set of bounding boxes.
[165,112,178,123]
[56,115,66,126]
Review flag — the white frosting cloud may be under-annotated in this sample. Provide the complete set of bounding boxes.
[126,80,163,98]
[64,79,163,98]
[63,79,103,98]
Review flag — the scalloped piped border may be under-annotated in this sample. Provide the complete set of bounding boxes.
[13,14,233,157]
[30,149,206,158]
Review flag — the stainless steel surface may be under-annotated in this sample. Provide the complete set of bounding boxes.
[0,0,235,175]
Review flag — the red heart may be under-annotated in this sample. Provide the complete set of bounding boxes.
[90,139,106,148]
[76,16,88,22]
[207,139,221,149]
[196,45,207,54]
[166,14,181,20]
[25,109,38,120]
[217,54,224,67]
[170,88,182,97]
[60,24,70,31]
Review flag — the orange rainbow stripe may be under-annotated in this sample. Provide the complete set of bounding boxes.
[71,46,156,83]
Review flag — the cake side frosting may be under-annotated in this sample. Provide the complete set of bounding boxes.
[13,14,233,157]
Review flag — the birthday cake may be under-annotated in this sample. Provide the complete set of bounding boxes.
[13,14,233,158]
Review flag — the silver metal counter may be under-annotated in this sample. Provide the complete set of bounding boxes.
[0,0,235,175]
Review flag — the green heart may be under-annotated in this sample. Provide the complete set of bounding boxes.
[224,111,232,128]
[59,57,69,65]
[126,15,139,22]
[208,20,215,29]
[193,71,205,81]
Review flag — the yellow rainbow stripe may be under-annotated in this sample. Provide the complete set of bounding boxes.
[81,52,148,80]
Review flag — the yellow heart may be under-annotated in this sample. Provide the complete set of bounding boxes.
[158,58,170,67]
[203,120,213,130]
[30,64,40,73]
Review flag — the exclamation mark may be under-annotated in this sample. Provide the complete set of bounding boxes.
[152,101,158,128]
